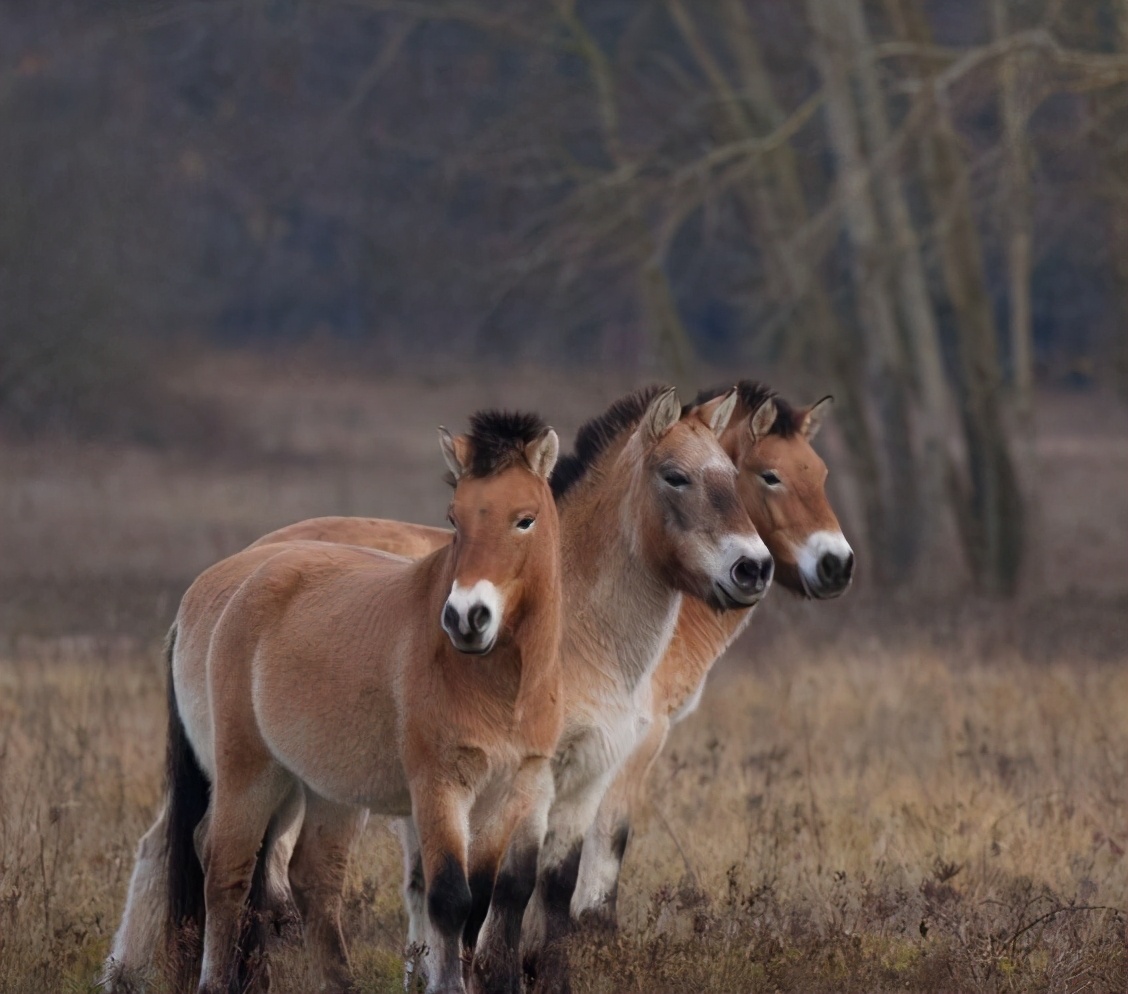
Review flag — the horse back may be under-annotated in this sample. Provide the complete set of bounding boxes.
[248,516,452,559]
[175,541,433,802]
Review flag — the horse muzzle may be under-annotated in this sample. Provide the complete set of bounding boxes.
[797,531,854,599]
[441,580,503,655]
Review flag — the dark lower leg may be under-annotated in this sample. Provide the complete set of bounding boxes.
[472,844,538,994]
[525,838,583,993]
[425,852,473,992]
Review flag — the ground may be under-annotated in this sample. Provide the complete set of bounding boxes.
[1,351,1126,993]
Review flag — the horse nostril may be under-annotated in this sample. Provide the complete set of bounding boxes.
[731,558,757,592]
[468,604,492,635]
[442,602,460,633]
[817,551,852,589]
[817,552,836,586]
[732,557,773,594]
[759,557,774,588]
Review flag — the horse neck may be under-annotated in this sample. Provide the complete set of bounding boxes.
[557,458,681,693]
[662,596,756,707]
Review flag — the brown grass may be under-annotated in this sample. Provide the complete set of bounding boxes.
[1,638,1126,993]
[1,352,1126,993]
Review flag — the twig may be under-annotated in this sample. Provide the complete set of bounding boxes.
[1008,904,1126,957]
[653,805,699,891]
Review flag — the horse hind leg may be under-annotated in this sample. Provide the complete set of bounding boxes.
[100,804,170,992]
[391,817,429,991]
[262,786,305,945]
[288,792,367,993]
[197,769,292,994]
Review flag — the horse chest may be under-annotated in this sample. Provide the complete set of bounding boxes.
[553,702,651,799]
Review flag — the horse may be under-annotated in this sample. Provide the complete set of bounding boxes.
[228,385,773,992]
[103,411,564,994]
[245,379,853,986]
[565,380,854,936]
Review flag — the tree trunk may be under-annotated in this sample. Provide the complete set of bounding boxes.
[557,0,697,386]
[1114,0,1128,402]
[891,0,1024,595]
[839,0,952,569]
[807,0,922,582]
[991,0,1034,420]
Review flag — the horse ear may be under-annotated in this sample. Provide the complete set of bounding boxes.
[525,428,559,479]
[438,427,470,479]
[643,387,682,441]
[748,398,777,442]
[694,388,738,437]
[800,395,833,441]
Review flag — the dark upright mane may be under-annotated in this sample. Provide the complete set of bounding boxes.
[550,383,672,500]
[692,380,801,437]
[464,410,549,478]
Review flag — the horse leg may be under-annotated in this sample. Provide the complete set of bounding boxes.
[413,785,473,994]
[197,768,290,994]
[391,817,429,990]
[470,758,553,994]
[287,792,366,993]
[571,714,670,929]
[262,786,305,944]
[100,803,170,992]
[522,768,614,994]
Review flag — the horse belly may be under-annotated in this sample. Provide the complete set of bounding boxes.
[255,669,413,814]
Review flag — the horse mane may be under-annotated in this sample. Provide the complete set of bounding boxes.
[463,410,550,479]
[550,383,672,500]
[692,380,801,437]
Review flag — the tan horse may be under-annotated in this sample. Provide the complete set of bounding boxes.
[234,386,771,991]
[104,411,564,994]
[249,380,851,985]
[566,380,853,933]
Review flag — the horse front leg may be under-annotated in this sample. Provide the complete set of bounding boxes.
[571,713,670,930]
[522,766,614,994]
[469,757,554,994]
[412,782,474,994]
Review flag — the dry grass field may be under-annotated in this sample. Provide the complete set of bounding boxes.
[2,352,1127,993]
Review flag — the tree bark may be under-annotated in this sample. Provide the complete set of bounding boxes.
[891,0,1025,595]
[556,0,697,386]
[807,0,922,582]
[839,0,952,570]
[991,0,1034,420]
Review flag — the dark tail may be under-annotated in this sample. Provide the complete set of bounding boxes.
[164,623,209,986]
[163,622,276,994]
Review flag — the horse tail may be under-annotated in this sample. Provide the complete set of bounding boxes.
[163,623,209,979]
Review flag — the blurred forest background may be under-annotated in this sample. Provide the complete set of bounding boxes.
[2,0,1127,608]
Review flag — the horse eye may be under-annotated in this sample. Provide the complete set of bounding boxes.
[760,471,782,487]
[663,471,691,489]
[516,516,536,531]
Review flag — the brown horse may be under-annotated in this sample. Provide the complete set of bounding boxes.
[104,411,563,994]
[248,380,851,985]
[566,380,853,931]
[234,385,772,992]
